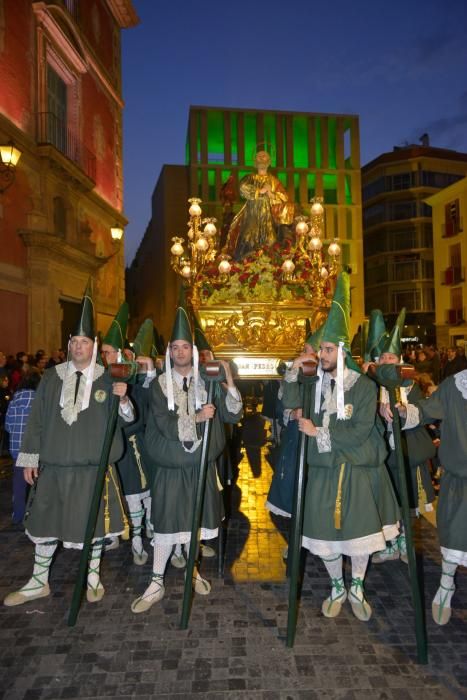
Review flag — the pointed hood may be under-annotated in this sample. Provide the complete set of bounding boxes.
[321,271,351,350]
[72,278,95,339]
[132,319,154,357]
[381,308,406,358]
[306,321,325,352]
[364,309,387,362]
[170,285,193,344]
[102,302,129,351]
[193,313,212,352]
[351,320,369,358]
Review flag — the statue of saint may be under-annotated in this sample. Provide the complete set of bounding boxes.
[224,150,294,260]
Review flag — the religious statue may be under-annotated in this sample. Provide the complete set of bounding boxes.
[224,150,294,260]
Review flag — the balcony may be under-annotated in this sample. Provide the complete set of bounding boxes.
[36,112,96,183]
[442,266,465,285]
[446,308,465,325]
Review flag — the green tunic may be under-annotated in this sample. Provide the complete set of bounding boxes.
[145,372,242,544]
[116,383,153,496]
[282,368,400,555]
[416,372,467,552]
[383,382,436,510]
[18,364,127,545]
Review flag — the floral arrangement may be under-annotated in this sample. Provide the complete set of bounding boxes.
[198,241,323,305]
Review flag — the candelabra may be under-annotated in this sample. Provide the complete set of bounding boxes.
[281,197,341,305]
[171,198,229,305]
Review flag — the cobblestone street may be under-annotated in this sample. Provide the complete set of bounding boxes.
[0,415,466,700]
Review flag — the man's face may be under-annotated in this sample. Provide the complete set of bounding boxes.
[0,352,6,368]
[447,348,456,361]
[319,342,339,373]
[170,340,193,371]
[379,352,400,365]
[198,349,214,365]
[70,336,94,367]
[101,343,119,368]
[255,150,271,169]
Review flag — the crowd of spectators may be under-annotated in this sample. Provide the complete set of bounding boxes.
[403,344,467,385]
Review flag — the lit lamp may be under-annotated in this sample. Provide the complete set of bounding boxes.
[0,142,22,194]
[171,198,222,304]
[292,196,341,305]
[110,225,124,241]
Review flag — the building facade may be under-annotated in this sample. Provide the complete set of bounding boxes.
[362,144,467,344]
[0,0,137,354]
[426,176,467,347]
[127,105,364,342]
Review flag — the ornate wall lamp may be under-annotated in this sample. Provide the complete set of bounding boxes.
[0,142,22,194]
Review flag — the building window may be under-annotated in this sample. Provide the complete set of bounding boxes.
[444,199,462,237]
[421,171,463,188]
[392,289,421,312]
[47,65,67,152]
[53,196,67,236]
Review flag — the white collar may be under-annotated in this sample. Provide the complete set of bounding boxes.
[454,369,467,400]
[172,369,193,387]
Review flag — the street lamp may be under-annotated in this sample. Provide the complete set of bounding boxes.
[0,142,22,194]
[110,225,124,241]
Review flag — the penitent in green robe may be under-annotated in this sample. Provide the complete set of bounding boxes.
[282,368,400,556]
[144,373,242,545]
[17,364,128,546]
[416,371,467,553]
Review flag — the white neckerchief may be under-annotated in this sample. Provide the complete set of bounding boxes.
[56,343,101,426]
[164,344,201,411]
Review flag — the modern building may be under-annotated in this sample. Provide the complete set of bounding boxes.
[426,176,467,347]
[0,0,138,355]
[362,142,467,344]
[127,105,364,342]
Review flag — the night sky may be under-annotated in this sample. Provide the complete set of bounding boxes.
[122,0,467,265]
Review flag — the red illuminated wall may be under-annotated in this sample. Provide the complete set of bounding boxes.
[0,0,34,134]
[79,1,117,81]
[82,73,118,208]
[0,289,28,355]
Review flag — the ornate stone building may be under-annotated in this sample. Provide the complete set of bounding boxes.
[0,0,138,354]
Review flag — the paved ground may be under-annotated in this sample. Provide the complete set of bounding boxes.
[0,415,466,700]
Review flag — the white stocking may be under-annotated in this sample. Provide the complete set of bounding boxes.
[321,554,345,600]
[126,494,145,555]
[87,539,104,592]
[138,542,173,603]
[433,555,457,609]
[350,554,369,602]
[19,541,57,596]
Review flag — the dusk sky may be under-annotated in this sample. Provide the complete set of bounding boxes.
[122,0,467,265]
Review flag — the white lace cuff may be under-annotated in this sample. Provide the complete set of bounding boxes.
[315,427,332,453]
[142,369,157,389]
[284,368,299,383]
[17,452,39,469]
[226,388,242,414]
[282,408,293,426]
[403,403,420,430]
[118,399,134,422]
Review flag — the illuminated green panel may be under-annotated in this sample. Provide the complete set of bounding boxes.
[197,111,201,162]
[239,170,250,181]
[307,173,316,201]
[264,113,277,166]
[294,173,300,202]
[323,173,337,204]
[197,168,202,198]
[278,172,287,188]
[222,169,232,182]
[231,112,238,165]
[293,115,308,168]
[208,169,216,200]
[345,174,352,204]
[207,110,224,164]
[244,113,257,165]
[315,117,322,168]
[328,117,337,169]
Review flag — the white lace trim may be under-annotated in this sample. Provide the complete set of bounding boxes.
[265,501,291,518]
[440,546,467,567]
[302,523,399,556]
[316,427,332,453]
[284,368,298,383]
[152,527,218,547]
[226,389,242,414]
[178,411,201,452]
[25,529,123,549]
[454,370,467,400]
[16,452,39,469]
[403,403,420,430]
